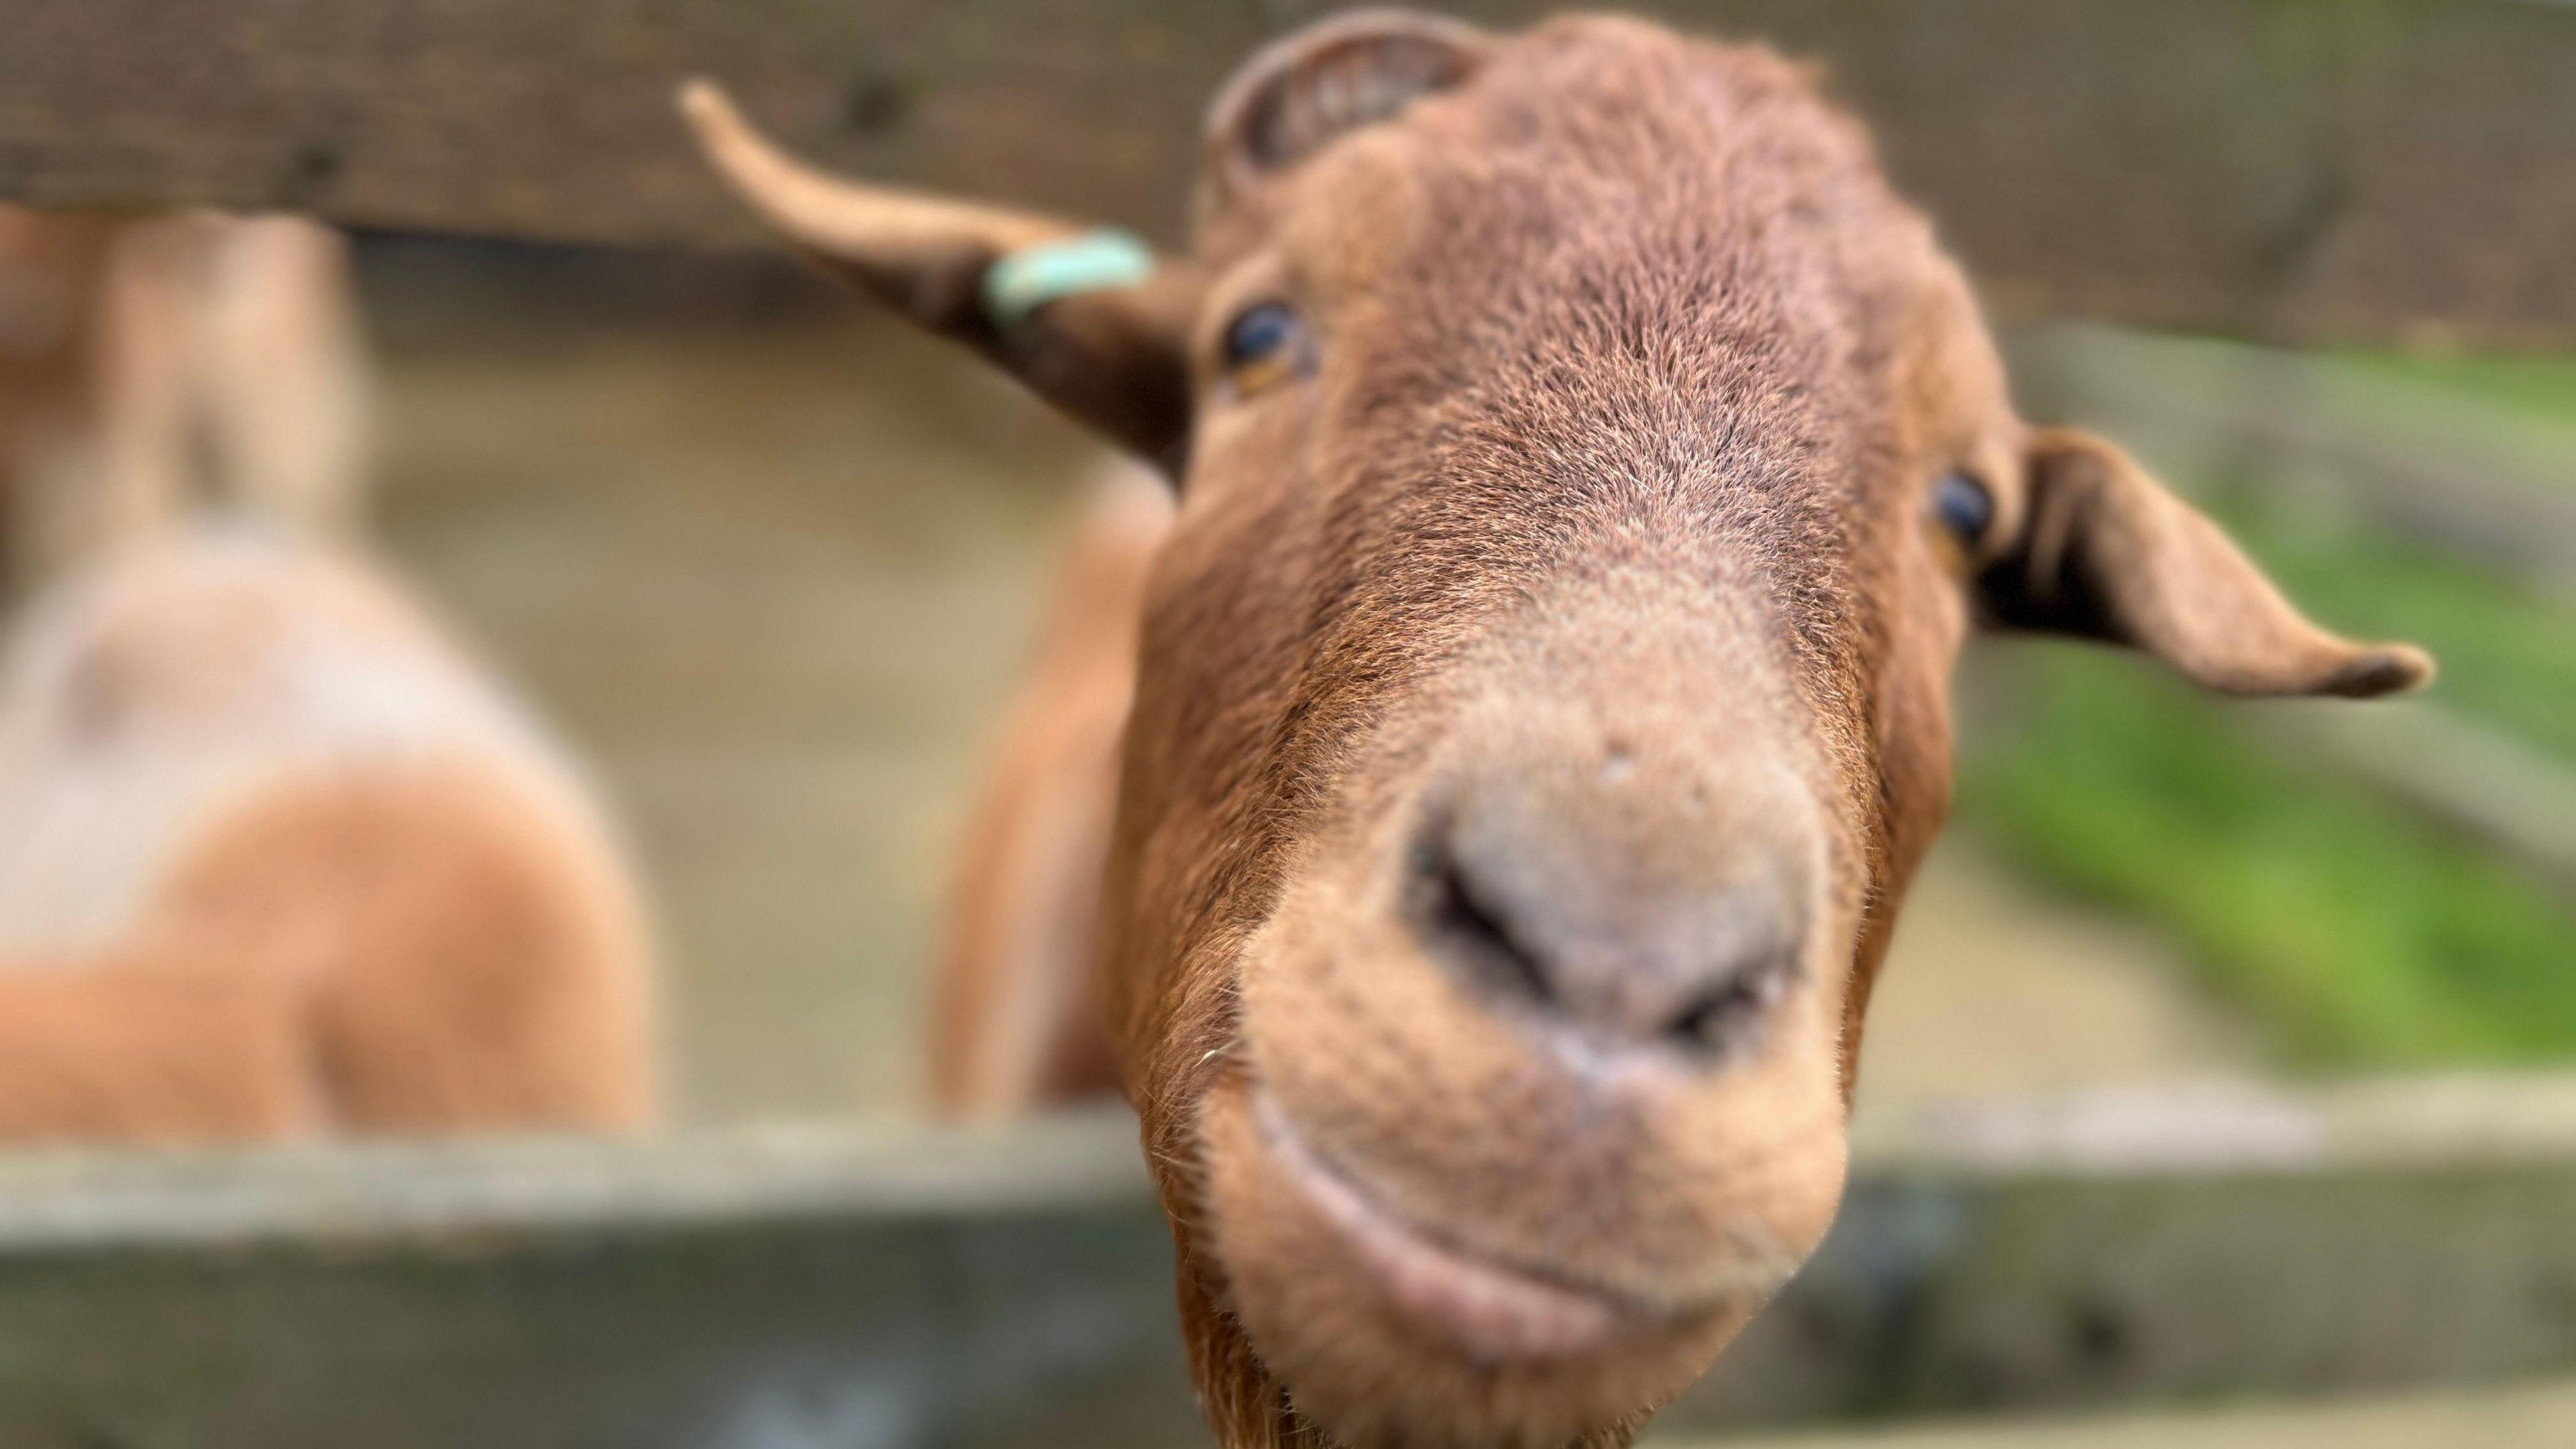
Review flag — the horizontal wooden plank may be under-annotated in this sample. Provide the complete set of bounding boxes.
[0,1110,1185,1449]
[1682,1075,2576,1434]
[4,1,2576,343]
[3,1079,2576,1447]
[0,1111,1155,1252]
[1659,1382,2576,1449]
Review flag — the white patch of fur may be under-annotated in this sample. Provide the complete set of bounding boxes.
[0,524,620,964]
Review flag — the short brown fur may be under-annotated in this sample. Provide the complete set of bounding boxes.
[0,761,655,1141]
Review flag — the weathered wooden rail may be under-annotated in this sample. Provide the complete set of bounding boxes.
[6,1078,2576,1448]
[6,0,2576,345]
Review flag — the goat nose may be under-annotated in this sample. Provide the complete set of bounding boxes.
[1407,800,1809,1061]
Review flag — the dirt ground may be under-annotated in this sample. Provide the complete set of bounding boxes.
[1854,839,2257,1104]
[362,256,2261,1125]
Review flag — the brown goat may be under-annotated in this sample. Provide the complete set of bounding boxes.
[931,460,1170,1116]
[688,13,2429,1448]
[0,209,657,1144]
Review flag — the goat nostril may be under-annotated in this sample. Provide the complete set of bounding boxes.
[1419,843,1555,1008]
[1407,805,1808,1061]
[1664,950,1796,1054]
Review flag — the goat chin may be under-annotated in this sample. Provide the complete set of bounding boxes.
[1191,1069,1768,1449]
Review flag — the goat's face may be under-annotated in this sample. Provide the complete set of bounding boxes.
[690,13,2428,1447]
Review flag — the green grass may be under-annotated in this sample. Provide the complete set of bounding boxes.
[2340,351,2576,427]
[1958,647,2576,1069]
[1954,447,2576,1069]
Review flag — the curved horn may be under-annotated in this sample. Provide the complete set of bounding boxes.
[677,79,1205,468]
[680,79,1077,329]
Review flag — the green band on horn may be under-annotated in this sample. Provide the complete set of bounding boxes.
[981,228,1158,327]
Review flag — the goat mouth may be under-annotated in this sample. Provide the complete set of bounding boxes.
[1246,1087,1668,1362]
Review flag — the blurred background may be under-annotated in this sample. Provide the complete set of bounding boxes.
[347,246,2576,1124]
[0,0,2572,1446]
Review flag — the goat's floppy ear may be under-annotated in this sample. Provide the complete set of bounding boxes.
[680,81,1202,469]
[1980,428,2433,698]
[1202,9,1492,207]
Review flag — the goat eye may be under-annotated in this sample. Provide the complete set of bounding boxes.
[1220,302,1305,396]
[1931,470,1994,545]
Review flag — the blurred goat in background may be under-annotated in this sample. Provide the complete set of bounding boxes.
[0,207,657,1144]
[932,460,1170,1116]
